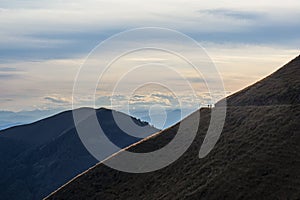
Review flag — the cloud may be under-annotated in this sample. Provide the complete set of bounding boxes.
[0,67,19,72]
[199,9,264,20]
[0,98,13,102]
[0,74,19,79]
[44,96,70,104]
[0,0,299,114]
[0,2,300,63]
[0,67,23,80]
[130,93,177,107]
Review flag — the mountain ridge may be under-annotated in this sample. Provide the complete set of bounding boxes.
[0,107,158,200]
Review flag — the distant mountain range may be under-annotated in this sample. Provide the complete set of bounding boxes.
[0,109,62,130]
[0,108,188,131]
[0,108,158,199]
[47,55,300,200]
[131,108,191,129]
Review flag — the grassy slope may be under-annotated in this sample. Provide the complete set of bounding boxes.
[47,105,300,200]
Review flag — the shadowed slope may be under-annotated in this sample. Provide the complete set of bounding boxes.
[47,55,300,200]
[0,108,158,200]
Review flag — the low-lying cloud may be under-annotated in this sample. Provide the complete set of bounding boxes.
[199,9,264,20]
[44,96,70,104]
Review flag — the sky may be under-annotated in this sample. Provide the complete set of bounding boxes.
[0,0,299,128]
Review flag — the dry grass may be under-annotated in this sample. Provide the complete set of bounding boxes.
[47,105,300,200]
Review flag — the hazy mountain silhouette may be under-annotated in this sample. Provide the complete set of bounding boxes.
[47,55,300,200]
[131,108,187,129]
[0,109,62,130]
[0,108,158,200]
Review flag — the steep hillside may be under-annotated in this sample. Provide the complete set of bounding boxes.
[218,55,300,106]
[0,108,158,200]
[47,55,300,200]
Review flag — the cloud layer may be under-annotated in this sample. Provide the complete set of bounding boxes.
[0,1,300,62]
[0,0,299,128]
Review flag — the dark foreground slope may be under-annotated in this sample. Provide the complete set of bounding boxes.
[47,55,300,200]
[0,108,158,200]
[218,54,300,106]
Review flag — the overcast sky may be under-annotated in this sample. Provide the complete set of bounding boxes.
[0,0,299,115]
